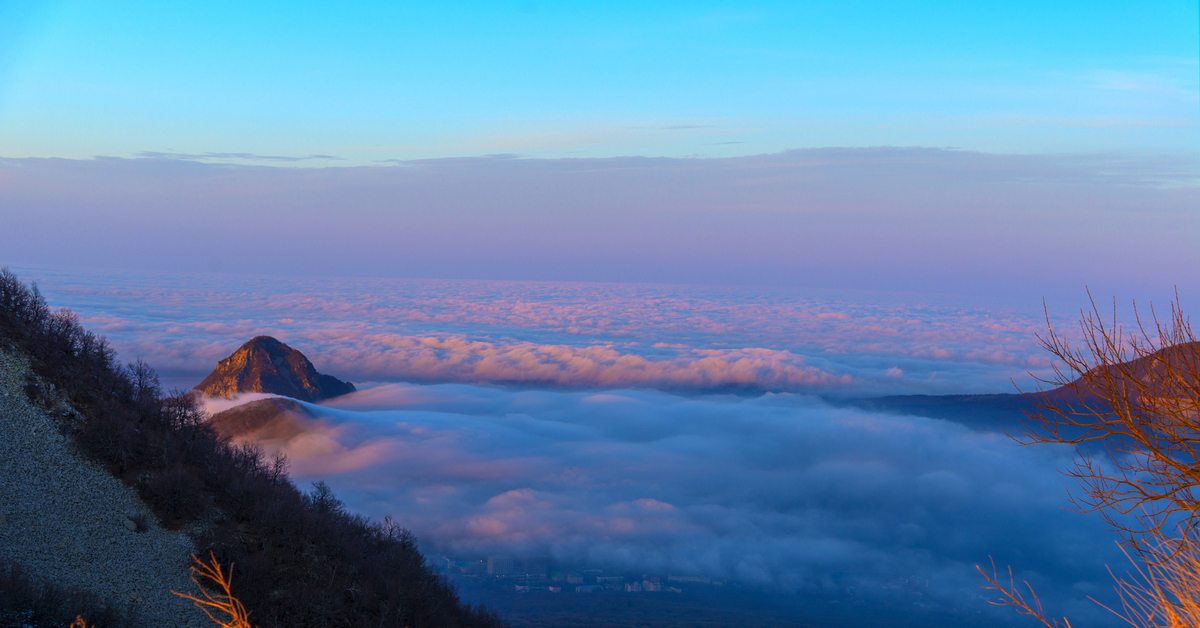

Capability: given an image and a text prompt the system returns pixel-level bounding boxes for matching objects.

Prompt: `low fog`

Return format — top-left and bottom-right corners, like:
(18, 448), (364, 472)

(205, 384), (1127, 625)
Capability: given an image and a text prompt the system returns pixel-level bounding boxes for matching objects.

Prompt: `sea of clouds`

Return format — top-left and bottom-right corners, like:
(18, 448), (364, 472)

(14, 266), (1137, 624)
(18, 265), (1071, 396)
(212, 385), (1125, 624)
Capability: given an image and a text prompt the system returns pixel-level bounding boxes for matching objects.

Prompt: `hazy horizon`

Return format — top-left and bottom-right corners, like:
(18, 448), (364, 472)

(3, 148), (1197, 303)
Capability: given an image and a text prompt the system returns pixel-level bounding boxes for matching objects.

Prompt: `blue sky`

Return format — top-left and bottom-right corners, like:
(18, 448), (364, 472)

(1, 1), (1196, 164)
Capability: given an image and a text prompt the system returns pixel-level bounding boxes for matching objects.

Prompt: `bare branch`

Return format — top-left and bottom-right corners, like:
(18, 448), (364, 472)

(976, 557), (1073, 628)
(172, 552), (255, 628)
(1017, 292), (1200, 554)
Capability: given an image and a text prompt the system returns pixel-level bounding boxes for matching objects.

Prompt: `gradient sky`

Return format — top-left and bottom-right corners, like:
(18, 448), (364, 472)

(3, 149), (1197, 300)
(1, 2), (1197, 298)
(1, 1), (1197, 164)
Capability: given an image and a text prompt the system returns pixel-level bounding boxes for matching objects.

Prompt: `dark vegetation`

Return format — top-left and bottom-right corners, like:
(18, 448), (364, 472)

(0, 561), (135, 628)
(0, 269), (505, 628)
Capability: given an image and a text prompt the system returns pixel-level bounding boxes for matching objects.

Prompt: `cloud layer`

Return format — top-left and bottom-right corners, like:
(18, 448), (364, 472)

(331, 336), (850, 390)
(208, 384), (1127, 625)
(15, 266), (1080, 395)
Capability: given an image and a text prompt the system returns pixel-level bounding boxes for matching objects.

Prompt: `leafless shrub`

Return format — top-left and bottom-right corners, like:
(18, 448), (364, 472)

(981, 291), (1200, 626)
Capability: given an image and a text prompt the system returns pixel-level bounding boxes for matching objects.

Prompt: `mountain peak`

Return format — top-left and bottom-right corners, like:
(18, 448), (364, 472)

(193, 336), (355, 402)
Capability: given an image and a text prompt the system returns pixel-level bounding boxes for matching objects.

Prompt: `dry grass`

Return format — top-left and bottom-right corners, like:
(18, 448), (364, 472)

(1106, 542), (1200, 628)
(59, 554), (251, 628)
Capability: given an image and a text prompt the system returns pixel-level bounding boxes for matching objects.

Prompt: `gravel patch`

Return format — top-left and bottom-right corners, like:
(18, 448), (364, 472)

(0, 349), (205, 628)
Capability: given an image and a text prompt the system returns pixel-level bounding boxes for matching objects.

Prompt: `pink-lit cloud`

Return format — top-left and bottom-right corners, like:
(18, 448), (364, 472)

(321, 335), (849, 389)
(13, 266), (1093, 396)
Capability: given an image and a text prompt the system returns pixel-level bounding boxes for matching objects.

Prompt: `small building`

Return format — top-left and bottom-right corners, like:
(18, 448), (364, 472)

(487, 556), (513, 576)
(625, 581), (642, 592)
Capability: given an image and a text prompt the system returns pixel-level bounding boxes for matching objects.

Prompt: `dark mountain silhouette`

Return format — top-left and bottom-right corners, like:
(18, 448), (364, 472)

(1073, 340), (1200, 398)
(194, 336), (355, 402)
(842, 393), (1037, 432)
(843, 341), (1200, 434)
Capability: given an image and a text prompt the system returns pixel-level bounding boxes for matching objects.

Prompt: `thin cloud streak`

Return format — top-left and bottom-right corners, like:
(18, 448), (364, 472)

(132, 151), (343, 162)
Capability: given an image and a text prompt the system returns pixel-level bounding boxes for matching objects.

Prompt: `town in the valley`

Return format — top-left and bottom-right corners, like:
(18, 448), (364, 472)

(437, 555), (725, 594)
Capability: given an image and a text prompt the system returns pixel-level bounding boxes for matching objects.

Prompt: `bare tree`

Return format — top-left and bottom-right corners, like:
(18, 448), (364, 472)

(1020, 291), (1200, 559)
(981, 292), (1200, 626)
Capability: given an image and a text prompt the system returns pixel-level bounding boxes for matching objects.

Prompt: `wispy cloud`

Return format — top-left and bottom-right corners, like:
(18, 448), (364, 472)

(376, 153), (523, 166)
(625, 124), (715, 130)
(134, 151), (343, 162)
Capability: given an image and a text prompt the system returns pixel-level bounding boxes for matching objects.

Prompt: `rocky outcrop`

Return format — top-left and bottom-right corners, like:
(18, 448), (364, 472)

(193, 336), (354, 402)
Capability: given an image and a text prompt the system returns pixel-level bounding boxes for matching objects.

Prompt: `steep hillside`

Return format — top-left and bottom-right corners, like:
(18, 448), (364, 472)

(0, 349), (198, 628)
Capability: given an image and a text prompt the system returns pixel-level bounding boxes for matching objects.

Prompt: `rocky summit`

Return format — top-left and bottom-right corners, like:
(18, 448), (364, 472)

(193, 336), (355, 402)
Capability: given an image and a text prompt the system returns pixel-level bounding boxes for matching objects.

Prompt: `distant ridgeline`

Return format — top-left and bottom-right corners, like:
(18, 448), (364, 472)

(841, 341), (1200, 436)
(0, 269), (505, 628)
